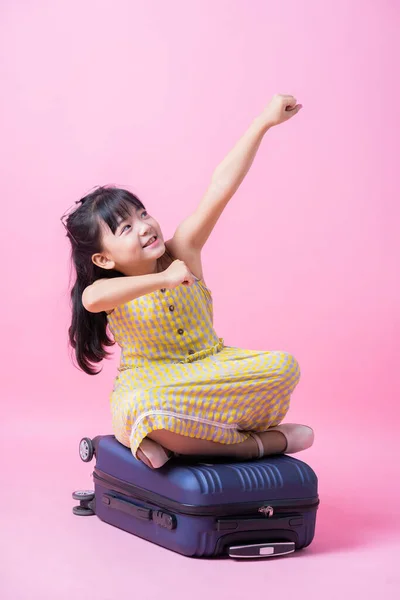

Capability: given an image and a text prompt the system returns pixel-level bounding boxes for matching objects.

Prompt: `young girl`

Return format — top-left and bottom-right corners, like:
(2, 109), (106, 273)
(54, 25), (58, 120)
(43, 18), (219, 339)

(63, 94), (314, 469)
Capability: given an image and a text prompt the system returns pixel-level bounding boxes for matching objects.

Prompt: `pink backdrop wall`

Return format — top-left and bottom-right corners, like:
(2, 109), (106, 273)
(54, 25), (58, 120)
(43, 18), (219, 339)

(1, 0), (397, 433)
(1, 1), (399, 598)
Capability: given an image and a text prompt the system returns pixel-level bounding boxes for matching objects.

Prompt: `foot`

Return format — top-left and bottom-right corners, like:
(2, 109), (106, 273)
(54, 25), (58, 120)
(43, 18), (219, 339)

(250, 423), (314, 458)
(136, 438), (172, 469)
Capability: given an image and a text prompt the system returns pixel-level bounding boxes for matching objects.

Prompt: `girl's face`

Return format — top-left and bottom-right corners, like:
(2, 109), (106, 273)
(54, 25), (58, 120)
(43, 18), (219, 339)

(93, 206), (166, 276)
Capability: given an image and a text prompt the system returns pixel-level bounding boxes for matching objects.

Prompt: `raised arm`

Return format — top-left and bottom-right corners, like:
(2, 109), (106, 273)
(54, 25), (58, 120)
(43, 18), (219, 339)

(169, 94), (302, 253)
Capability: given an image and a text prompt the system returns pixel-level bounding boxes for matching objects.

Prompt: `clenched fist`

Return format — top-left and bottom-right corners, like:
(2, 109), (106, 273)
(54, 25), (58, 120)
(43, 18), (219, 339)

(163, 259), (198, 289)
(260, 94), (302, 128)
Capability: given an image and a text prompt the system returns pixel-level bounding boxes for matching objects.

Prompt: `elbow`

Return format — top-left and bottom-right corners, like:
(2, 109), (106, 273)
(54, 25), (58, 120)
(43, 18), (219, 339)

(82, 286), (98, 313)
(82, 285), (112, 314)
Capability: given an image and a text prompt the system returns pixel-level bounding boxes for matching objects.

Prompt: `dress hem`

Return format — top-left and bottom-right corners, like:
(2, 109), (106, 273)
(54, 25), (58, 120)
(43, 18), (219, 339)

(128, 410), (250, 459)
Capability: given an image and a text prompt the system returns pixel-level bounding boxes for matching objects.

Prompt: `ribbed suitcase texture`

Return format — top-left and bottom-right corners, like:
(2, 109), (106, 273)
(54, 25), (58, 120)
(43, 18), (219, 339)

(90, 435), (319, 558)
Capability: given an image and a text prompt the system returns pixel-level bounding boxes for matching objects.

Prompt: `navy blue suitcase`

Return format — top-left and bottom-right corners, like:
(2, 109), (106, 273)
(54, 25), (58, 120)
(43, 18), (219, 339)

(73, 434), (319, 559)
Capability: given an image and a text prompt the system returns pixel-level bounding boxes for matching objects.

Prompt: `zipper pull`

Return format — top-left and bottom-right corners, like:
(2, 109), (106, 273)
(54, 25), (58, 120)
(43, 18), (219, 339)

(258, 505), (274, 518)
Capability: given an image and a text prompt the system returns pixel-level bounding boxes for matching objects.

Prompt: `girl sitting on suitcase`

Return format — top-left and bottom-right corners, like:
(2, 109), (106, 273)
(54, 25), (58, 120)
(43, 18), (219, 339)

(62, 94), (314, 469)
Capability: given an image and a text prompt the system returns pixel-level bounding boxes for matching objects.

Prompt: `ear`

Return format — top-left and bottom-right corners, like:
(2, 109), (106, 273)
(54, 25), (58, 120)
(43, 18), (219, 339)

(91, 252), (116, 270)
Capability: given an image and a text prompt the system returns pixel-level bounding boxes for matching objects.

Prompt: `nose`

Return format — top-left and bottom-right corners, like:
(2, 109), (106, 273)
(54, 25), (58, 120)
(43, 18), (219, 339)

(139, 224), (154, 245)
(139, 221), (153, 235)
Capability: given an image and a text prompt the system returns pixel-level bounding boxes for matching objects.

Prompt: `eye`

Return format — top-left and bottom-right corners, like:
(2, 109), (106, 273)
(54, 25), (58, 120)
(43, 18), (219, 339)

(121, 224), (131, 233)
(141, 210), (149, 218)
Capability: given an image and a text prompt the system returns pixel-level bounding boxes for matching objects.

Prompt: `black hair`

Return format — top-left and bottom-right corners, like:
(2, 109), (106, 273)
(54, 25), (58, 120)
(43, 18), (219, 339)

(63, 185), (145, 375)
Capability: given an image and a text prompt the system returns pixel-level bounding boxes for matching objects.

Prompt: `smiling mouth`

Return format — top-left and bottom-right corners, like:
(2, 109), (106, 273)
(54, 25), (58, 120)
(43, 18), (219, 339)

(142, 235), (158, 248)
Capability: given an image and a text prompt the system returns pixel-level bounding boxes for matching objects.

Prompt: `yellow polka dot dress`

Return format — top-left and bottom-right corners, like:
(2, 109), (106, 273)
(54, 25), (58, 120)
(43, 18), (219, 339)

(107, 250), (301, 459)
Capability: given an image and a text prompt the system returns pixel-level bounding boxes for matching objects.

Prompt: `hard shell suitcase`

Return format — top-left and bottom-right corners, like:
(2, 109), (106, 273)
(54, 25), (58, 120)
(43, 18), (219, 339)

(73, 434), (319, 559)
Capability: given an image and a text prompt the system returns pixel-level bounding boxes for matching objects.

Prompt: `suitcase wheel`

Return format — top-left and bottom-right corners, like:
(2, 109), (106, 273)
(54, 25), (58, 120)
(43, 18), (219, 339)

(72, 505), (95, 516)
(72, 489), (95, 516)
(79, 437), (94, 462)
(72, 490), (95, 502)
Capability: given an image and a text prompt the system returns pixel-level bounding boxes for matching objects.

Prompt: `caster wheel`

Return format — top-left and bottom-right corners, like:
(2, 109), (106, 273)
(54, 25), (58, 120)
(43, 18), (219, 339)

(72, 490), (95, 502)
(79, 437), (94, 462)
(73, 505), (95, 516)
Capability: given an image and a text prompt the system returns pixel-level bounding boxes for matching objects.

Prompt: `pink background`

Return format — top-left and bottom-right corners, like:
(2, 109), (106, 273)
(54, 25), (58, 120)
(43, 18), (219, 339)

(1, 0), (399, 598)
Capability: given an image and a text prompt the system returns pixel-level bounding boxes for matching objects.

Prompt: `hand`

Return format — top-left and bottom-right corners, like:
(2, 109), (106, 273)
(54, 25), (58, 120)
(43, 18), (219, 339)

(163, 260), (197, 289)
(259, 94), (302, 128)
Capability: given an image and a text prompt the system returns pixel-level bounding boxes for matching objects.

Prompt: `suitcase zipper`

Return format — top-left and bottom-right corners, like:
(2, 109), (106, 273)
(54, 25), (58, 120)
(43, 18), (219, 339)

(93, 468), (319, 518)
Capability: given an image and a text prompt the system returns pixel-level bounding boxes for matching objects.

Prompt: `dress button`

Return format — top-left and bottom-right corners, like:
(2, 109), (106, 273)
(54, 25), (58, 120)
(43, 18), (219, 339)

(160, 288), (166, 293)
(188, 349), (194, 355)
(177, 328), (184, 335)
(169, 305), (174, 312)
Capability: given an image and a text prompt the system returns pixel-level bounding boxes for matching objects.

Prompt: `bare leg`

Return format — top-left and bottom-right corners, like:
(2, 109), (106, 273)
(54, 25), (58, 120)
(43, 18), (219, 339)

(143, 429), (287, 462)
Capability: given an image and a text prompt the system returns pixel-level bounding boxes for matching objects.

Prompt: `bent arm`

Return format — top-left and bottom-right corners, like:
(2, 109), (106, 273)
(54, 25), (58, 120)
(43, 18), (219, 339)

(82, 272), (168, 313)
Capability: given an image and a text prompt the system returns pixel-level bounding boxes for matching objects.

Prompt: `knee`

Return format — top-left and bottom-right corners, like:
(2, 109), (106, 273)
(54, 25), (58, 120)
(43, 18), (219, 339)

(278, 352), (301, 386)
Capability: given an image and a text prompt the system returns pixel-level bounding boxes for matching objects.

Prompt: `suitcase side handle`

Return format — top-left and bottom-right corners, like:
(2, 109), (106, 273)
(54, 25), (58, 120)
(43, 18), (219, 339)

(101, 494), (177, 530)
(102, 494), (152, 521)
